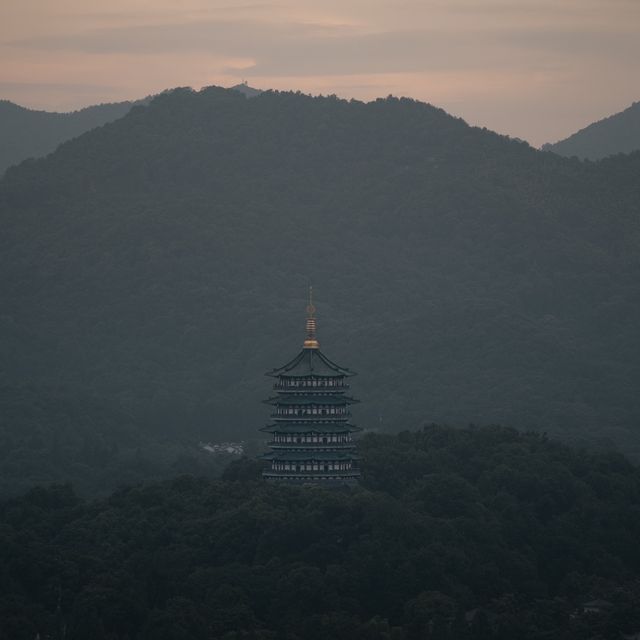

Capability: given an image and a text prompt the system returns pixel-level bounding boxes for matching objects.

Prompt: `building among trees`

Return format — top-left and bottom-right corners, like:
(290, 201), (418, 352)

(261, 292), (361, 483)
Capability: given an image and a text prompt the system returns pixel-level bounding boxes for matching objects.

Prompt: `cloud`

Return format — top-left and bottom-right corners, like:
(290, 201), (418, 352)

(7, 19), (357, 54)
(2, 0), (638, 144)
(9, 14), (638, 81)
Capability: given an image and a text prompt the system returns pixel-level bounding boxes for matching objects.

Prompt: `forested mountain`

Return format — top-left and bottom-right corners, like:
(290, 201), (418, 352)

(0, 98), (140, 175)
(2, 426), (640, 639)
(543, 101), (640, 159)
(1, 85), (640, 491)
(0, 385), (227, 498)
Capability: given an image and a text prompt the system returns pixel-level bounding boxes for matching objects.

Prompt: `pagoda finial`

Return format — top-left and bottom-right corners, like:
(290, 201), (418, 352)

(303, 286), (319, 349)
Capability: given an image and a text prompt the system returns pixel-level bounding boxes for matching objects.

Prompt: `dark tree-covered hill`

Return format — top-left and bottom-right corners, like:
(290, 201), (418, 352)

(543, 100), (640, 159)
(1, 86), (640, 467)
(0, 98), (143, 175)
(1, 426), (640, 639)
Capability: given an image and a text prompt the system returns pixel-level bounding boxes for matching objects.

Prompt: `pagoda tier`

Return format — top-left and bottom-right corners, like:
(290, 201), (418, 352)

(260, 293), (361, 485)
(260, 421), (361, 432)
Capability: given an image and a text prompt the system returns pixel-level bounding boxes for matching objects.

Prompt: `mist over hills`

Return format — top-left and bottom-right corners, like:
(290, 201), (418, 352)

(0, 98), (143, 176)
(1, 85), (640, 493)
(544, 101), (640, 159)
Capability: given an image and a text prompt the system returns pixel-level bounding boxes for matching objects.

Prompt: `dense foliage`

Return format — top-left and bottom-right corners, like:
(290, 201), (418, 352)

(544, 100), (640, 159)
(0, 99), (141, 175)
(1, 86), (640, 472)
(1, 425), (640, 639)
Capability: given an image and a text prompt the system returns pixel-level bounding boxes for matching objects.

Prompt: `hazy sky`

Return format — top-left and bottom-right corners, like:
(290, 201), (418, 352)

(1, 0), (639, 145)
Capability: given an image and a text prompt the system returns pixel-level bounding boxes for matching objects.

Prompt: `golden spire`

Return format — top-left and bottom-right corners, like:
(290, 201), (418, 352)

(303, 286), (319, 349)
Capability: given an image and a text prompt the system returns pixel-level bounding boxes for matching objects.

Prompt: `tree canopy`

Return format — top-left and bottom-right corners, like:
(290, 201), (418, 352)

(1, 425), (639, 639)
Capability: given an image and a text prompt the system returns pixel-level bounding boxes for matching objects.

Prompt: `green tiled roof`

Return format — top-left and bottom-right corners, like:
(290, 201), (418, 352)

(260, 422), (362, 434)
(262, 451), (359, 461)
(267, 348), (356, 378)
(263, 395), (359, 406)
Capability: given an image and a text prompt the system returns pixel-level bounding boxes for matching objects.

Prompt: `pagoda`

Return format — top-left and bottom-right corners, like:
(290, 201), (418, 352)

(261, 291), (361, 484)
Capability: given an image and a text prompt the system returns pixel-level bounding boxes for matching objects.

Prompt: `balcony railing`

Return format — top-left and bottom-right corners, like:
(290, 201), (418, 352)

(269, 442), (355, 450)
(273, 382), (349, 392)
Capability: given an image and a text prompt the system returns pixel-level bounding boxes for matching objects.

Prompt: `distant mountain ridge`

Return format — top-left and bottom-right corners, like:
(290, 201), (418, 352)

(0, 98), (148, 175)
(543, 100), (640, 159)
(0, 87), (264, 175)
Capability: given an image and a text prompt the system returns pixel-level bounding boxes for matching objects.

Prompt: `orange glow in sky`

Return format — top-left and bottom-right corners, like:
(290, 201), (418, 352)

(1, 0), (639, 145)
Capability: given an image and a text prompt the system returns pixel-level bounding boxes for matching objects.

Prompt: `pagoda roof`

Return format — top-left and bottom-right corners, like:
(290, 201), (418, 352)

(263, 395), (359, 406)
(262, 451), (359, 461)
(260, 422), (362, 434)
(266, 348), (355, 378)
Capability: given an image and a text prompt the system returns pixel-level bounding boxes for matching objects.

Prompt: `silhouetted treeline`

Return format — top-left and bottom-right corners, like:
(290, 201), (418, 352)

(1, 425), (639, 639)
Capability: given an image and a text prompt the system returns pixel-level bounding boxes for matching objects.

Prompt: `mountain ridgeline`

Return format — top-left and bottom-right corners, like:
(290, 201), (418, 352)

(544, 100), (640, 159)
(0, 98), (141, 175)
(1, 86), (640, 491)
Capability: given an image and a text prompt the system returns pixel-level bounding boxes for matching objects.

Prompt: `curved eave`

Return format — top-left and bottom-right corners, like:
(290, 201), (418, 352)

(259, 423), (362, 434)
(262, 451), (360, 461)
(263, 395), (360, 406)
(266, 348), (356, 378)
